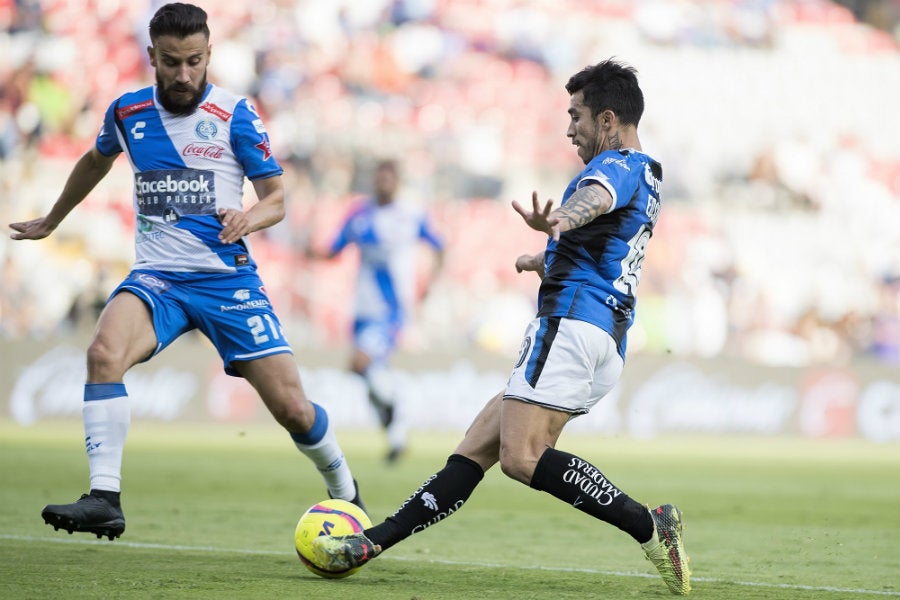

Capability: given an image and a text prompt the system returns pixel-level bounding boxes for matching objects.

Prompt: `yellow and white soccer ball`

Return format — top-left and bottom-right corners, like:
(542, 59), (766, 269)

(294, 499), (372, 579)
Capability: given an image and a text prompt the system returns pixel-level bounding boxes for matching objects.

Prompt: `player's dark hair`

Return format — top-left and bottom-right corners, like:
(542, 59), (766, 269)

(376, 158), (399, 174)
(149, 3), (209, 42)
(565, 59), (644, 127)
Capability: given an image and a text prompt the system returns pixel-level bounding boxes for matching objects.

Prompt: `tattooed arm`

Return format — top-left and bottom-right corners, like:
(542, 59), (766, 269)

(552, 182), (613, 234)
(512, 183), (612, 241)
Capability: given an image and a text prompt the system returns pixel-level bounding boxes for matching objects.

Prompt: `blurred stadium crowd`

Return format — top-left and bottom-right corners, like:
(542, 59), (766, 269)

(2, 0), (900, 368)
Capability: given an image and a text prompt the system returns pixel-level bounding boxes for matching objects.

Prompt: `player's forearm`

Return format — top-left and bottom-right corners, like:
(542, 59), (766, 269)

(551, 184), (612, 233)
(46, 148), (115, 227)
(245, 196), (285, 232)
(247, 176), (286, 233)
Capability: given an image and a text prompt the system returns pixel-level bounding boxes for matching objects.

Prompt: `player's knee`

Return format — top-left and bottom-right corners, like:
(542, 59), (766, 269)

(270, 397), (316, 432)
(86, 337), (127, 379)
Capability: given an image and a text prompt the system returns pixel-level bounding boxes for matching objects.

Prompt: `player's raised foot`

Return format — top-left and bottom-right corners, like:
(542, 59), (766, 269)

(643, 504), (691, 595)
(330, 479), (367, 513)
(41, 491), (125, 541)
(310, 532), (381, 572)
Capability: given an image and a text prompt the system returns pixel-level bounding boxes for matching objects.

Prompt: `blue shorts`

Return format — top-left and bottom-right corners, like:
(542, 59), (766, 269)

(352, 318), (400, 365)
(111, 269), (293, 376)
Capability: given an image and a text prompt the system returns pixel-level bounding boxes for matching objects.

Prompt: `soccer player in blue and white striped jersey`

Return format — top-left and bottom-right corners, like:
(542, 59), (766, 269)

(9, 2), (364, 541)
(307, 159), (444, 463)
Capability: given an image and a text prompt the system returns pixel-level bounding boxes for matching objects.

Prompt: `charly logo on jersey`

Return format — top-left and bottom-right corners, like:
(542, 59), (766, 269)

(135, 169), (216, 217)
(131, 121), (146, 140)
(195, 119), (218, 140)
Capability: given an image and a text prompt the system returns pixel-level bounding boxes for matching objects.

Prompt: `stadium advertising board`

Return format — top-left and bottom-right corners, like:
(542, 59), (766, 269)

(1, 336), (898, 442)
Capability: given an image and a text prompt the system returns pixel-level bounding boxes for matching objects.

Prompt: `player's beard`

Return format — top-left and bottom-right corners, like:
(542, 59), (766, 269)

(156, 71), (207, 115)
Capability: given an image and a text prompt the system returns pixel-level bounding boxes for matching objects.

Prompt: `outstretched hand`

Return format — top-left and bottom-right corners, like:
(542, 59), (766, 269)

(512, 191), (560, 241)
(9, 217), (56, 241)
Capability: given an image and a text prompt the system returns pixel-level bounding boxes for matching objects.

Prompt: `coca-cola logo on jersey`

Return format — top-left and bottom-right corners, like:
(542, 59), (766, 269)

(183, 143), (225, 159)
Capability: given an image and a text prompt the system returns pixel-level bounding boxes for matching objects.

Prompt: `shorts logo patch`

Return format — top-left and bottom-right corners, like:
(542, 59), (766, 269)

(233, 289), (251, 301)
(133, 273), (170, 292)
(515, 336), (532, 369)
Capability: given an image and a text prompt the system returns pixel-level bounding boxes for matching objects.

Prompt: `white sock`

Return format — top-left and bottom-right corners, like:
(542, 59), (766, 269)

(640, 513), (659, 550)
(365, 364), (396, 408)
(82, 384), (130, 493)
(292, 405), (356, 500)
(386, 401), (408, 450)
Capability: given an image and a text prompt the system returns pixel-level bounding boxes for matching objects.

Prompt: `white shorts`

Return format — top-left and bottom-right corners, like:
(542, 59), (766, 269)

(504, 316), (624, 415)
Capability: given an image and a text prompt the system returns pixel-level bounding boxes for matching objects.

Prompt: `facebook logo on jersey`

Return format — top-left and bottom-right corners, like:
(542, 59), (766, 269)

(135, 169), (216, 217)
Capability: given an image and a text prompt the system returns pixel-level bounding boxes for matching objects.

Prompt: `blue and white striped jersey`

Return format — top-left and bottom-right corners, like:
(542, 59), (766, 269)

(329, 199), (444, 326)
(96, 83), (283, 273)
(537, 149), (663, 358)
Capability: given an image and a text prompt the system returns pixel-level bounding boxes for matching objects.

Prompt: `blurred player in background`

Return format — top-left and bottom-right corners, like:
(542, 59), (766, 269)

(307, 159), (445, 463)
(311, 59), (691, 595)
(8, 2), (364, 540)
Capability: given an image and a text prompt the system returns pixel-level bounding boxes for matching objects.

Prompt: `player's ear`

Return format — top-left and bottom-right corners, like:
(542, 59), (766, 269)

(146, 45), (156, 68)
(599, 109), (615, 129)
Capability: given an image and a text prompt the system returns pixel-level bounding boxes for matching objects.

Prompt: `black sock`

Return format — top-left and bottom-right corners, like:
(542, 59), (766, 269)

(365, 454), (484, 550)
(529, 448), (653, 543)
(89, 489), (121, 508)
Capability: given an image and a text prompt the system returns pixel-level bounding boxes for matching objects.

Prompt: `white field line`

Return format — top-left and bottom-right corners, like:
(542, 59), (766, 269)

(2, 534), (898, 597)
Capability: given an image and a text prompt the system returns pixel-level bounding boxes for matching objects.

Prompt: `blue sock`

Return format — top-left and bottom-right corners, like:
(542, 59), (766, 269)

(289, 403), (328, 445)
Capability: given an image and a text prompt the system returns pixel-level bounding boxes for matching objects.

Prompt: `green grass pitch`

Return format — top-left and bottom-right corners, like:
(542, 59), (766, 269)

(1, 419), (897, 599)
